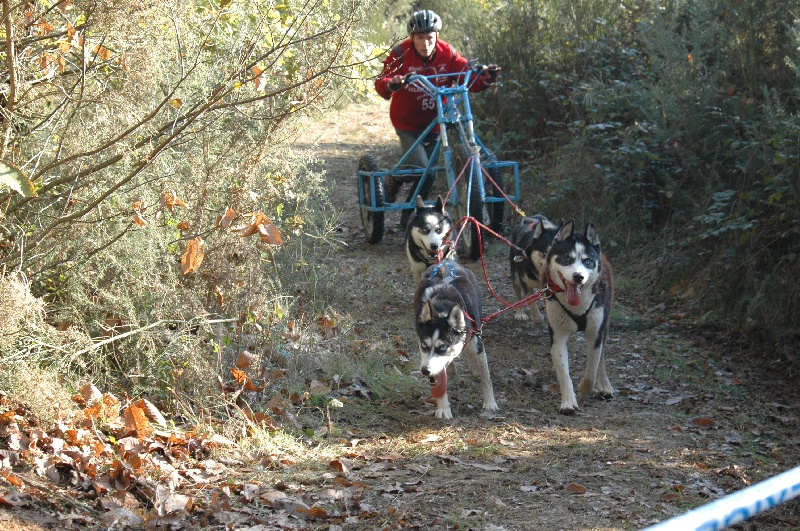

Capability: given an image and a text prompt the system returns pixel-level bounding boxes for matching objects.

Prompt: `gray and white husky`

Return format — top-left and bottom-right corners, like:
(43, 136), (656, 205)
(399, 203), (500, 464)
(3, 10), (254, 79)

(542, 220), (614, 414)
(414, 260), (498, 419)
(509, 215), (561, 323)
(406, 196), (456, 283)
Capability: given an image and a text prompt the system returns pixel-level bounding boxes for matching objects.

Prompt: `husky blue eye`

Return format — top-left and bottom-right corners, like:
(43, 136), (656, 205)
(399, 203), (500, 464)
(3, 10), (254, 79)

(583, 258), (596, 268)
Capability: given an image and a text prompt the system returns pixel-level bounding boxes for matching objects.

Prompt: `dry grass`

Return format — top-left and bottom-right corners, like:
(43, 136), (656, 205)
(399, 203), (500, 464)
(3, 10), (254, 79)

(0, 273), (43, 350)
(0, 273), (82, 428)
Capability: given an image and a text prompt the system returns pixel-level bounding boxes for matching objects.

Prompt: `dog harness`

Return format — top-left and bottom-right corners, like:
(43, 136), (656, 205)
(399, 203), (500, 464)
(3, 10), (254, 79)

(546, 274), (599, 330)
(427, 260), (457, 281)
(425, 260), (479, 343)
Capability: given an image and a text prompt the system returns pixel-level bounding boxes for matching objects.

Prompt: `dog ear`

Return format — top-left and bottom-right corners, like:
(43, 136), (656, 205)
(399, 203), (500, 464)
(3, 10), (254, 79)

(542, 216), (560, 230)
(420, 299), (435, 322)
(435, 195), (444, 213)
(533, 219), (544, 239)
(585, 222), (600, 247)
(447, 305), (466, 333)
(415, 195), (425, 210)
(555, 219), (575, 241)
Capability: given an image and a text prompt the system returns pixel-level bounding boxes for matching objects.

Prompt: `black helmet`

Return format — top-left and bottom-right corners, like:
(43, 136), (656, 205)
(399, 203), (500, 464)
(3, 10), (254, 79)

(408, 10), (442, 34)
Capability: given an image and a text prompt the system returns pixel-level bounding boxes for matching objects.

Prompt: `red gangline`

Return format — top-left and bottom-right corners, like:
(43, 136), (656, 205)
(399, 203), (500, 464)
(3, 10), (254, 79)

(438, 153), (550, 326)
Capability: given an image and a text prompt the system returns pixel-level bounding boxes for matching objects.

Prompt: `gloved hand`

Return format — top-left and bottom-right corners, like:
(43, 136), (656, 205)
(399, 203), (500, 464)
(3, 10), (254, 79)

(387, 74), (404, 92)
(480, 64), (501, 84)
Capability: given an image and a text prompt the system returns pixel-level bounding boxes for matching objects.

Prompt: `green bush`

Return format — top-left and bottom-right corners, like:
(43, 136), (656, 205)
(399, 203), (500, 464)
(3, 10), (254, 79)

(422, 0), (800, 344)
(0, 0), (376, 419)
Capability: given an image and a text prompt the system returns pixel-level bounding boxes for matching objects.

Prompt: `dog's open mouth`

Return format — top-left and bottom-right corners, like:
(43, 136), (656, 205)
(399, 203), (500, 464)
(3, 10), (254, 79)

(427, 248), (444, 262)
(559, 272), (583, 307)
(429, 371), (447, 399)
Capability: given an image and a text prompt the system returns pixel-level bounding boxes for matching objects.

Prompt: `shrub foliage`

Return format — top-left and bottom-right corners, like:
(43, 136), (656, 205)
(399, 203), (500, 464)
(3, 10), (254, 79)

(425, 0), (800, 344)
(0, 0), (377, 418)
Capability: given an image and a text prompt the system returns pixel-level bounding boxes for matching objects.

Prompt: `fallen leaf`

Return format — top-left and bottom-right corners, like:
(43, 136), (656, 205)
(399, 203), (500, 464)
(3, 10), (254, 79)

(235, 351), (255, 369)
(230, 367), (248, 385)
(466, 462), (509, 472)
(0, 470), (23, 487)
(80, 383), (103, 404)
(307, 506), (330, 520)
(377, 452), (403, 462)
(0, 491), (30, 507)
(692, 417), (716, 428)
(135, 399), (167, 428)
(328, 459), (350, 475)
(317, 315), (336, 338)
(123, 404), (153, 440)
(566, 483), (586, 494)
(0, 412), (15, 425)
(230, 367), (265, 392)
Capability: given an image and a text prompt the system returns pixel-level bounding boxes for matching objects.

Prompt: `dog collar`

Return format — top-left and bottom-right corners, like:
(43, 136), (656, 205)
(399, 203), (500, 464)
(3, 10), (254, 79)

(545, 274), (565, 297)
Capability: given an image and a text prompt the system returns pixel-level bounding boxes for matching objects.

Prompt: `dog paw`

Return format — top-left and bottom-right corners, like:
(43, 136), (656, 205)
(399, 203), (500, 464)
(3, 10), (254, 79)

(482, 399), (499, 412)
(558, 396), (579, 415)
(514, 311), (529, 321)
(434, 408), (453, 419)
(558, 404), (578, 415)
(480, 409), (502, 419)
(597, 388), (615, 399)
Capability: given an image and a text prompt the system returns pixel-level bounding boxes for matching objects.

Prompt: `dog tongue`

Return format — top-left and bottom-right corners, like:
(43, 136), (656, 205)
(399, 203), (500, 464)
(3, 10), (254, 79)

(567, 282), (582, 306)
(430, 371), (447, 399)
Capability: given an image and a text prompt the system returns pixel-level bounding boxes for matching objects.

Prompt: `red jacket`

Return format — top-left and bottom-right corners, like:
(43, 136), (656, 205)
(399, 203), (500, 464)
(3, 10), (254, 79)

(375, 39), (492, 134)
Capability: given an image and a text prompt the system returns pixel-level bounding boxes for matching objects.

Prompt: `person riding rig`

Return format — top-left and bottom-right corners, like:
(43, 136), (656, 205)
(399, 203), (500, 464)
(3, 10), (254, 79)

(375, 9), (500, 228)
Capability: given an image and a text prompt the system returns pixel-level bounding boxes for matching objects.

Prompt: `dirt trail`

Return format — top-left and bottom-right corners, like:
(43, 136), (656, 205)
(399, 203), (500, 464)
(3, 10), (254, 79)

(304, 99), (800, 530)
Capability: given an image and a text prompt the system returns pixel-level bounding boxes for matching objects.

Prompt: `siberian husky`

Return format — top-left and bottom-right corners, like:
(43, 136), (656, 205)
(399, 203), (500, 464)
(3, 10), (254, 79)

(509, 215), (561, 323)
(406, 195), (456, 283)
(414, 259), (497, 419)
(542, 220), (614, 414)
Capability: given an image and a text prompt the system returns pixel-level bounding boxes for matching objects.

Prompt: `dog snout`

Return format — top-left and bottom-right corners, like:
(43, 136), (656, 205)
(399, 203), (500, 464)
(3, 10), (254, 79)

(573, 273), (584, 284)
(430, 242), (439, 250)
(420, 366), (431, 376)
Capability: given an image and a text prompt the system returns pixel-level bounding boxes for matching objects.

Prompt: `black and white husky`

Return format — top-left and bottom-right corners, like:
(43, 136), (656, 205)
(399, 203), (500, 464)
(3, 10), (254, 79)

(406, 196), (456, 283)
(414, 260), (498, 419)
(542, 220), (614, 414)
(509, 215), (561, 323)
